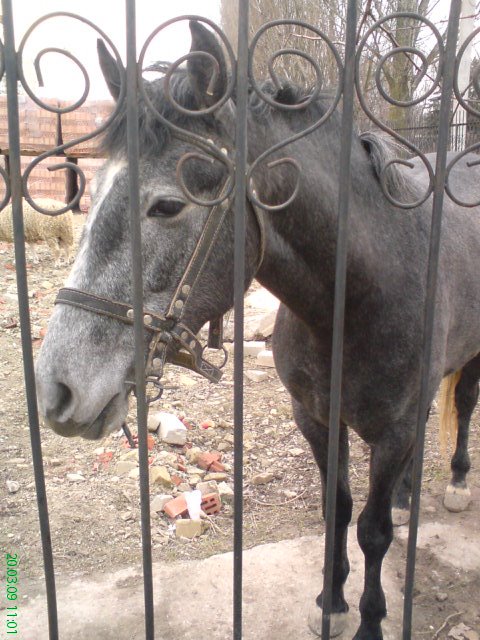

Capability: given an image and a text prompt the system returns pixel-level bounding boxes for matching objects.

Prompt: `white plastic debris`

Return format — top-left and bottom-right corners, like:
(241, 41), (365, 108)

(185, 489), (202, 520)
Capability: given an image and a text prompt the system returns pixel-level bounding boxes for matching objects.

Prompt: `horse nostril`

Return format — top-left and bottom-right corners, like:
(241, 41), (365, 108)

(46, 382), (74, 422)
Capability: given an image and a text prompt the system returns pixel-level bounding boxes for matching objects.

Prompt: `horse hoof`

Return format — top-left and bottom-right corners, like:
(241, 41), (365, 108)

(392, 507), (410, 527)
(443, 483), (471, 512)
(308, 606), (349, 637)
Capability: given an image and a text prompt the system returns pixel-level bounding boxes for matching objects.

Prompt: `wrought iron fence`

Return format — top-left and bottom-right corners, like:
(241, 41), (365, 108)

(1, 1), (478, 639)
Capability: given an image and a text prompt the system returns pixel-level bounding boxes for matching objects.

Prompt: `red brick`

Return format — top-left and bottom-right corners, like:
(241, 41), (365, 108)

(201, 493), (221, 516)
(197, 452), (222, 471)
(209, 460), (226, 472)
(171, 474), (183, 487)
(163, 495), (188, 519)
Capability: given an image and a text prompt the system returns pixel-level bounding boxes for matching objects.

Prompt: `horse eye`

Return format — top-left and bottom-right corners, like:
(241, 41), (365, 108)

(147, 198), (185, 218)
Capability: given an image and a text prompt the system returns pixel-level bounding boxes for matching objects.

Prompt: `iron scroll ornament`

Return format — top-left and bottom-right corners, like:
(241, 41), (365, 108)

(247, 19), (344, 213)
(446, 24), (480, 208)
(355, 12), (445, 209)
(16, 12), (127, 215)
(0, 38), (10, 212)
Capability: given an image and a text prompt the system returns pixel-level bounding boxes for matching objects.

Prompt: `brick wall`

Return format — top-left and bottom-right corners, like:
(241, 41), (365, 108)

(0, 94), (112, 211)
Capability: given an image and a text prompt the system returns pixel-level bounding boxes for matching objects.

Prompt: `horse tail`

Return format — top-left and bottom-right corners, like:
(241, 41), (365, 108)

(438, 370), (462, 459)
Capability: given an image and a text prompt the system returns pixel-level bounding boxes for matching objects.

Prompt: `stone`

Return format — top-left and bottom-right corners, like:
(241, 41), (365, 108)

(147, 413), (161, 433)
(149, 466), (172, 487)
(256, 350), (275, 368)
(243, 341), (266, 357)
(156, 412), (187, 446)
(196, 480), (219, 496)
(128, 468), (140, 480)
(150, 494), (173, 513)
(251, 472), (275, 485)
(157, 451), (178, 466)
(66, 473), (85, 483)
(254, 310), (277, 339)
(288, 448), (305, 457)
(6, 480), (20, 493)
(186, 447), (201, 464)
(175, 518), (203, 539)
(449, 623), (479, 640)
(177, 483), (192, 492)
(188, 476), (202, 486)
(178, 373), (198, 387)
(204, 472), (228, 482)
(245, 369), (269, 383)
(217, 481), (234, 502)
(436, 592), (448, 602)
(114, 461), (138, 477)
(187, 465), (206, 477)
(121, 450), (139, 462)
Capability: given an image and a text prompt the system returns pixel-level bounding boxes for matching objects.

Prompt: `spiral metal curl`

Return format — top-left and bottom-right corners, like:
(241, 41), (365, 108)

(16, 13), (126, 215)
(355, 13), (445, 209)
(247, 19), (343, 212)
(0, 40), (9, 212)
(444, 26), (480, 208)
(0, 166), (12, 212)
(0, 39), (5, 85)
(138, 16), (237, 208)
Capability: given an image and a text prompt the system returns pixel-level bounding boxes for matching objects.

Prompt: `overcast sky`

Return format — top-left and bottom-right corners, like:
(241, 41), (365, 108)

(12, 0), (221, 99)
(9, 0), (465, 101)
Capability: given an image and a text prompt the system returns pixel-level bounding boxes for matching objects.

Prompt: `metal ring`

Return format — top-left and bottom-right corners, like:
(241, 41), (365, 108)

(201, 344), (228, 370)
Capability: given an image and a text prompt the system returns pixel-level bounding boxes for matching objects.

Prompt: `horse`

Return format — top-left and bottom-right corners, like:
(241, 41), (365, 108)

(35, 21), (480, 640)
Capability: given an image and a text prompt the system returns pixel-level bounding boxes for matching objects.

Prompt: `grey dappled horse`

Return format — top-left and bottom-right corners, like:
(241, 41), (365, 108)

(35, 22), (479, 640)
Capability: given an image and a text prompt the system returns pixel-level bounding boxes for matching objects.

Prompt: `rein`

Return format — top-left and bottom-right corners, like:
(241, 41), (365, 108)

(54, 187), (265, 402)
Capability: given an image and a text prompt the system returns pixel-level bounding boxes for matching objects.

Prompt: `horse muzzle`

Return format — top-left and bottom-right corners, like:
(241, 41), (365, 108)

(38, 376), (128, 440)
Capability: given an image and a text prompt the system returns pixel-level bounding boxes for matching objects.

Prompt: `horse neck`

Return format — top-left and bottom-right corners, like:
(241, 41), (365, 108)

(252, 127), (424, 330)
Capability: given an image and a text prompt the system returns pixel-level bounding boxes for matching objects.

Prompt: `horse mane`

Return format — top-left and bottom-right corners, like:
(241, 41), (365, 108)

(100, 68), (223, 157)
(359, 131), (421, 203)
(102, 66), (421, 206)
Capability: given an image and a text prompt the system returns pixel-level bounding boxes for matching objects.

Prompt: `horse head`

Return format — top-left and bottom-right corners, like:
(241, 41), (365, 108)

(35, 22), (262, 439)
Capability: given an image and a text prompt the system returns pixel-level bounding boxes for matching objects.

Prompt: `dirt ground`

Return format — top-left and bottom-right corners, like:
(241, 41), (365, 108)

(1, 214), (479, 639)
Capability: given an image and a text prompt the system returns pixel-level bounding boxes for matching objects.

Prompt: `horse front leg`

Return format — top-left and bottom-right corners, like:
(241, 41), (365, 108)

(292, 400), (353, 638)
(354, 431), (413, 640)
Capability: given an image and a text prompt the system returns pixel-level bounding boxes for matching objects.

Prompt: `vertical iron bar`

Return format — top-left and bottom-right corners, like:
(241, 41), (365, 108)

(1, 1), (59, 637)
(233, 1), (249, 638)
(402, 2), (462, 637)
(321, 0), (357, 637)
(125, 2), (155, 638)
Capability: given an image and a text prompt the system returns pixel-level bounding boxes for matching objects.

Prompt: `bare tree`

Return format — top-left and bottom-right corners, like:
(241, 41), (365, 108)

(220, 0), (450, 128)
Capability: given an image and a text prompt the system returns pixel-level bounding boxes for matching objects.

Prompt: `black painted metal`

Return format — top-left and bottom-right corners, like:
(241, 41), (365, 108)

(233, 3), (250, 638)
(1, 1), (59, 638)
(125, 1), (155, 638)
(402, 2), (463, 637)
(322, 2), (357, 636)
(2, 2), (475, 639)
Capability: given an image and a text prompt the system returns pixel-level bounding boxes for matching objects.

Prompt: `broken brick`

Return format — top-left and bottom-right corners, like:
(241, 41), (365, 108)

(197, 451), (223, 471)
(163, 495), (188, 519)
(171, 474), (183, 487)
(201, 492), (221, 516)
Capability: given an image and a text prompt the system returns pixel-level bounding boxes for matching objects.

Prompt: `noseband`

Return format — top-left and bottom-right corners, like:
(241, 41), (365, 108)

(54, 188), (265, 402)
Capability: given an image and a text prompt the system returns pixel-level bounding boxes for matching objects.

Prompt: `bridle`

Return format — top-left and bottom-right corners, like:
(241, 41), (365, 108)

(54, 181), (265, 404)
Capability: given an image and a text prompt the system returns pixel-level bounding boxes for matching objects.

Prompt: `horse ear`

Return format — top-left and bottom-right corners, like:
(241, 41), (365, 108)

(188, 21), (228, 107)
(97, 39), (123, 101)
